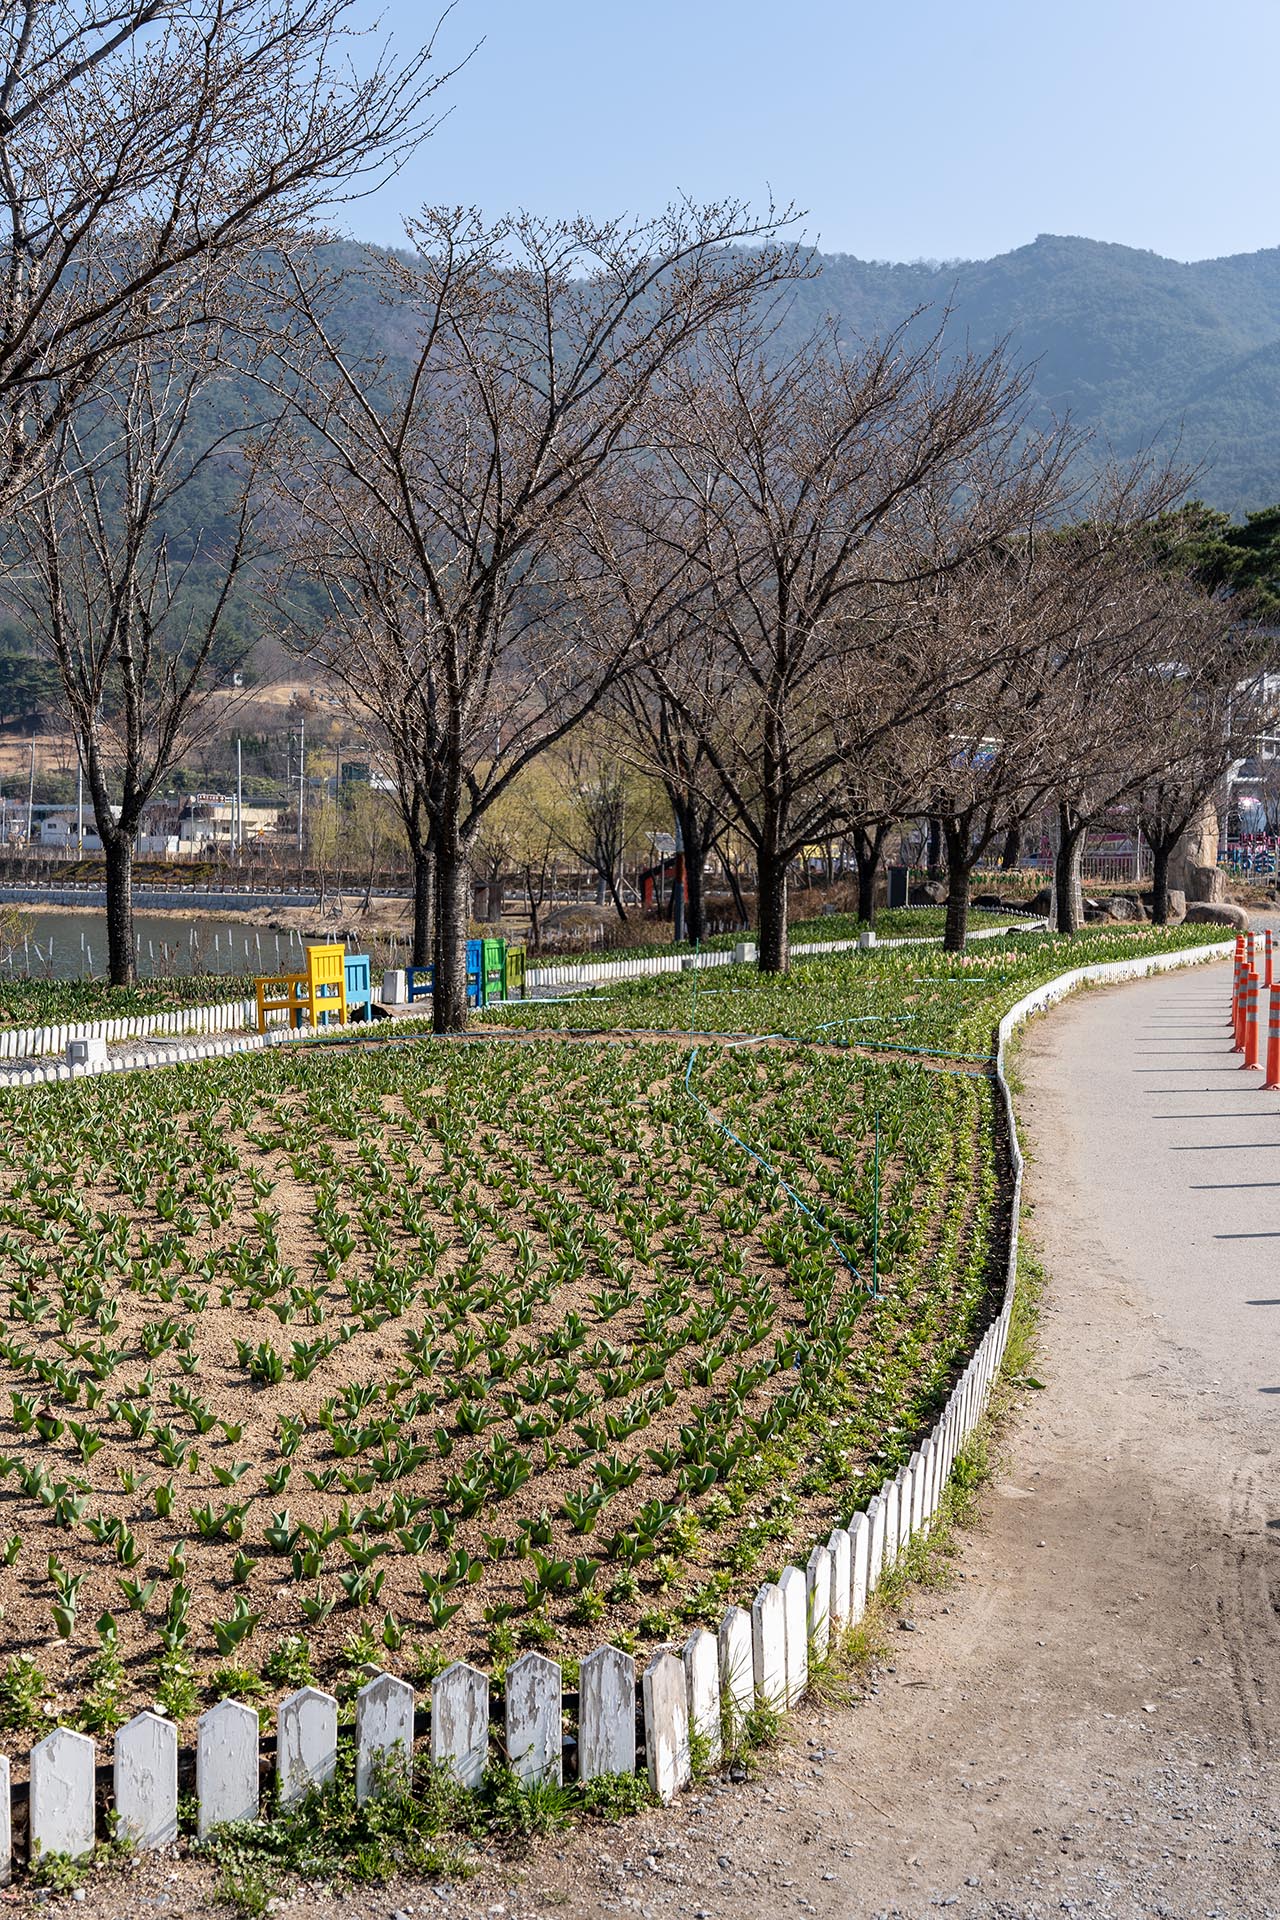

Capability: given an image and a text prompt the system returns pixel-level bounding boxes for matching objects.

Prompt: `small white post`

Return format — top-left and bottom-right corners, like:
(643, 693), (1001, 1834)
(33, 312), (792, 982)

(277, 1687), (338, 1805)
(355, 1672), (415, 1803)
(114, 1711), (178, 1849)
(577, 1646), (635, 1782)
(897, 1464), (914, 1554)
(751, 1581), (787, 1710)
(430, 1662), (488, 1789)
(504, 1653), (561, 1787)
(197, 1699), (260, 1838)
(867, 1493), (885, 1590)
(827, 1527), (852, 1637)
(681, 1628), (721, 1766)
(805, 1543), (832, 1663)
(849, 1511), (871, 1625)
(642, 1651), (691, 1804)
(717, 1605), (754, 1728)
(882, 1478), (900, 1568)
(0, 1753), (10, 1885)
(778, 1564), (809, 1704)
(30, 1727), (96, 1861)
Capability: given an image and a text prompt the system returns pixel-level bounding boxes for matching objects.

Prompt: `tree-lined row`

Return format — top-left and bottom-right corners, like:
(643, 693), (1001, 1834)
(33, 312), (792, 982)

(0, 4), (1270, 1014)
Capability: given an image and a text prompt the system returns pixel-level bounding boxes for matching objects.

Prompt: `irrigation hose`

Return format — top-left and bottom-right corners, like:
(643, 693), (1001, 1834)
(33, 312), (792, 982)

(680, 943), (866, 1286)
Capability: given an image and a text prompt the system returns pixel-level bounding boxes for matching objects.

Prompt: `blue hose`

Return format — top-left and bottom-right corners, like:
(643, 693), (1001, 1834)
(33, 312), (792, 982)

(681, 946), (865, 1284)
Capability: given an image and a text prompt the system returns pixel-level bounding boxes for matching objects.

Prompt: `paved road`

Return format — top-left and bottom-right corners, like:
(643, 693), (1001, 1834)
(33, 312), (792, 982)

(1050, 957), (1280, 1420)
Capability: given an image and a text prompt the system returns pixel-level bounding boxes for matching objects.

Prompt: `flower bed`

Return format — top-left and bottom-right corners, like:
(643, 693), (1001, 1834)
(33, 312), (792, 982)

(0, 922), (1216, 1747)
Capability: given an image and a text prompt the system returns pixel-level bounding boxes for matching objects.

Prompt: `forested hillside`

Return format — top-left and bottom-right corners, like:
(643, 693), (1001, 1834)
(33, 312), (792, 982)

(266, 233), (1280, 518)
(257, 233), (1280, 516)
(8, 230), (1280, 729)
(773, 234), (1280, 513)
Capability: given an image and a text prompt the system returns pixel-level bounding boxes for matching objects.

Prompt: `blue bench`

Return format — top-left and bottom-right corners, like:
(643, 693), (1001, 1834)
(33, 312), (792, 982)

(344, 952), (373, 1021)
(405, 942), (485, 1009)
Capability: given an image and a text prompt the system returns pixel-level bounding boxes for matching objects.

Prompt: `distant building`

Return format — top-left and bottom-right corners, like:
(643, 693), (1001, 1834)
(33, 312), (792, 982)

(30, 795), (284, 855)
(164, 795), (284, 848)
(39, 812), (105, 853)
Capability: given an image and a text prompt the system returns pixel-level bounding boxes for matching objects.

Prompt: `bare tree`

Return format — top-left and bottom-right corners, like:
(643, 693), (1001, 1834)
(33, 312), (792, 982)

(7, 335), (270, 982)
(471, 764), (565, 949)
(606, 667), (728, 943)
(549, 735), (639, 922)
(346, 780), (403, 916)
(1135, 608), (1273, 922)
(839, 701), (932, 926)
(0, 0), (451, 516)
(274, 202), (803, 1029)
(904, 458), (1192, 945)
(1036, 507), (1211, 933)
(906, 555), (1071, 951)
(629, 316), (1068, 970)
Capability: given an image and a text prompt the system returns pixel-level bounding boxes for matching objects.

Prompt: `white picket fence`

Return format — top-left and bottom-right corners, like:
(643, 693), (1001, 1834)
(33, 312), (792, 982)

(0, 937), (1234, 1877)
(525, 920), (1044, 991)
(0, 1305), (1012, 1874)
(0, 1361), (979, 1874)
(0, 920), (1046, 1066)
(0, 996), (255, 1064)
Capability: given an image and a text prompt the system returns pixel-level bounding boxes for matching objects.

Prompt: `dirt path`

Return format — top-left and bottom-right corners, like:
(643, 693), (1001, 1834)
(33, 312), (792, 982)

(73, 961), (1280, 1919)
(411, 960), (1275, 1920)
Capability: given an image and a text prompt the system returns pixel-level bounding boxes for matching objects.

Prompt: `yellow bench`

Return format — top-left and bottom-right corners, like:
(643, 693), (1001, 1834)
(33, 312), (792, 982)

(254, 944), (349, 1033)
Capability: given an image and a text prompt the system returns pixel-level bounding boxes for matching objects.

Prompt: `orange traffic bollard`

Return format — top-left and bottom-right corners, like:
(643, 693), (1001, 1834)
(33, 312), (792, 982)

(1242, 968), (1262, 1069)
(1265, 984), (1280, 1091)
(1267, 930), (1275, 989)
(1232, 945), (1247, 1048)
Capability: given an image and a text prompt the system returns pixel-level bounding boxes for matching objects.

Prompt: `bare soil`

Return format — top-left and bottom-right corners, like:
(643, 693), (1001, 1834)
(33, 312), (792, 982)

(0, 1037), (985, 1742)
(308, 965), (1273, 1920)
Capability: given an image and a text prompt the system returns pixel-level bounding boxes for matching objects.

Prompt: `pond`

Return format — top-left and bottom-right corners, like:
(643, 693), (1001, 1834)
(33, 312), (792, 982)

(2, 911), (316, 982)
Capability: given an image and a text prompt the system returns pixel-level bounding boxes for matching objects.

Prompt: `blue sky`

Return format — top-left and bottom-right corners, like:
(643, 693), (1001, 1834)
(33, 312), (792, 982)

(344, 0), (1280, 263)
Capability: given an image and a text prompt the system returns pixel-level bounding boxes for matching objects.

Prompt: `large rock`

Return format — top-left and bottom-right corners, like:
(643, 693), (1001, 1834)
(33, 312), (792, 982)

(909, 880), (948, 906)
(1168, 797), (1223, 901)
(1183, 901), (1249, 929)
(1101, 894), (1149, 922)
(1184, 863), (1224, 904)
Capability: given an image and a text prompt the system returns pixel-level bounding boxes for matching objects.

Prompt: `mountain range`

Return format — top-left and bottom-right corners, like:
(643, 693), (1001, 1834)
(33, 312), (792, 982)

(8, 230), (1280, 730)
(772, 234), (1280, 514)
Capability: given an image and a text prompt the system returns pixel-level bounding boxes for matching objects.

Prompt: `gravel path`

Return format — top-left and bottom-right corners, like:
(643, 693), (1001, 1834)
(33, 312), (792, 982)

(72, 960), (1280, 1920)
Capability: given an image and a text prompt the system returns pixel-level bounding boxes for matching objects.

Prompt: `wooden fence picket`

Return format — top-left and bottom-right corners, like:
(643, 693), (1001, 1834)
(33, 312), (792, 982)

(641, 1652), (690, 1805)
(504, 1653), (562, 1787)
(578, 1645), (636, 1782)
(355, 1673), (415, 1803)
(114, 1710), (178, 1849)
(29, 1727), (95, 1862)
(197, 1699), (260, 1838)
(430, 1662), (489, 1789)
(277, 1687), (338, 1806)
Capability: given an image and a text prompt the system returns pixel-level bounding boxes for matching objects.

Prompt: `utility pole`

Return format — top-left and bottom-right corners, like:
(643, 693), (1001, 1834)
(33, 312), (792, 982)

(25, 739), (34, 848)
(296, 716), (306, 883)
(672, 813), (685, 944)
(236, 737), (243, 859)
